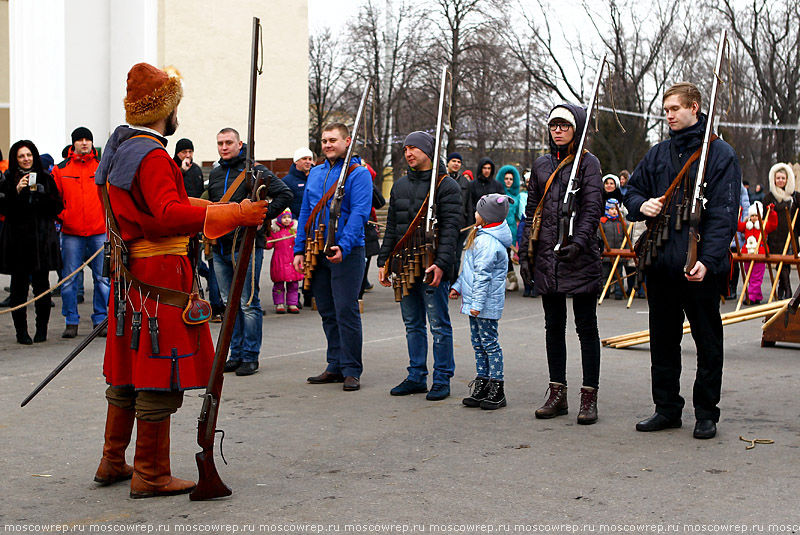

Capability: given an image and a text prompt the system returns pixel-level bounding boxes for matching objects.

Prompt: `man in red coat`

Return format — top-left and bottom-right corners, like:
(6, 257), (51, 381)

(52, 126), (110, 339)
(93, 62), (268, 499)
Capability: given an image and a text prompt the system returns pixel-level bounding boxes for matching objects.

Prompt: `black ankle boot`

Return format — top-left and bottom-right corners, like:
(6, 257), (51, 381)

(462, 376), (491, 407)
(34, 325), (47, 343)
(17, 332), (33, 345)
(480, 379), (506, 410)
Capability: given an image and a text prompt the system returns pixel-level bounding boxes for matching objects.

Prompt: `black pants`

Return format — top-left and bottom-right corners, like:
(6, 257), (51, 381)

(541, 293), (601, 388)
(646, 270), (724, 422)
(10, 270), (51, 335)
(777, 264), (793, 300)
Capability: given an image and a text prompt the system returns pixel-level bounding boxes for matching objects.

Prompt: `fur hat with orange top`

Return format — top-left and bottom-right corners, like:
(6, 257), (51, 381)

(124, 63), (183, 126)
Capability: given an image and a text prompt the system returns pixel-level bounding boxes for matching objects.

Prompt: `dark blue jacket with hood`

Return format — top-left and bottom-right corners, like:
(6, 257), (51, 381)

(624, 113), (740, 276)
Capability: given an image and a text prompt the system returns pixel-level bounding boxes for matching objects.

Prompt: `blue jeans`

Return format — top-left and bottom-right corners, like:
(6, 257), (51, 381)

(399, 280), (455, 385)
(61, 233), (110, 326)
(213, 247), (263, 363)
(310, 246), (365, 378)
(469, 316), (504, 380)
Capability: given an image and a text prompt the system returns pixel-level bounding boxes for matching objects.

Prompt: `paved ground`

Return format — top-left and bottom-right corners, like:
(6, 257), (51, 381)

(0, 267), (799, 534)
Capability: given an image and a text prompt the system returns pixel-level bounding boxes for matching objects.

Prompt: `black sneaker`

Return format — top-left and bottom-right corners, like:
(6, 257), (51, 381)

(390, 379), (428, 396)
(235, 362), (259, 376)
(426, 383), (450, 401)
(223, 360), (242, 373)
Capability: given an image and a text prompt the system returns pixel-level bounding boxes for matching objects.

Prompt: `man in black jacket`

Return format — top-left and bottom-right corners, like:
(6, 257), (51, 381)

(377, 132), (462, 401)
(173, 138), (204, 198)
(468, 157), (503, 227)
(625, 83), (740, 439)
(448, 152), (470, 278)
(207, 127), (293, 376)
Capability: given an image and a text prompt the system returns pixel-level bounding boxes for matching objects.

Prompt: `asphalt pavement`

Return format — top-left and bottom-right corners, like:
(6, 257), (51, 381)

(0, 267), (798, 533)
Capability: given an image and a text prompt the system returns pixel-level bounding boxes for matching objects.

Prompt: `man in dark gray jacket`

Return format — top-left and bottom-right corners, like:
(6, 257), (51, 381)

(378, 132), (462, 401)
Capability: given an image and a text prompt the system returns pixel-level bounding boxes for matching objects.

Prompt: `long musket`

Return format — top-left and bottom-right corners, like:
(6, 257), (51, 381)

(20, 318), (108, 407)
(422, 65), (449, 283)
(191, 16), (265, 501)
(684, 30), (727, 274)
(323, 82), (371, 256)
(555, 54), (607, 252)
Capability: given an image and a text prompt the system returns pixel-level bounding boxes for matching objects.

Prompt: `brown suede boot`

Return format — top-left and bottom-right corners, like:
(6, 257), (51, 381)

(534, 382), (568, 419)
(577, 387), (598, 425)
(94, 404), (135, 486)
(130, 417), (196, 499)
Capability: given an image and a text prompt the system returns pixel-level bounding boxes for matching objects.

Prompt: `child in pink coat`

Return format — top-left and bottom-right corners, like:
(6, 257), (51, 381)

(266, 208), (304, 313)
(737, 201), (777, 304)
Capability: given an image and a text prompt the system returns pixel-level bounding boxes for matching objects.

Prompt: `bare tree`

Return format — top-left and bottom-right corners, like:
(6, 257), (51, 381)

(308, 29), (348, 157)
(343, 0), (421, 186)
(718, 0), (800, 166)
(586, 0), (699, 173)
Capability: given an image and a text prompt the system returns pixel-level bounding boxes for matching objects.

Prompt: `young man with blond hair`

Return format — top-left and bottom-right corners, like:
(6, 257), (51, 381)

(625, 82), (741, 440)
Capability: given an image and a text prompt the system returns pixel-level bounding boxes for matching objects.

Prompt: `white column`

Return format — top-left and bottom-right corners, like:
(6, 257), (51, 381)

(108, 0), (158, 130)
(9, 0), (66, 157)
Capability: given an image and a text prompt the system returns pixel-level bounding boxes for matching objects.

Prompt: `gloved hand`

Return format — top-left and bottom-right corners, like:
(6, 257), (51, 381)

(555, 243), (581, 263)
(203, 199), (268, 239)
(36, 184), (45, 194)
(519, 257), (532, 285)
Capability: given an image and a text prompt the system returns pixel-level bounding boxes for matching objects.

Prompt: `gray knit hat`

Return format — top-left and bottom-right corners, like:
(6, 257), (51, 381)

(403, 131), (435, 160)
(476, 193), (512, 225)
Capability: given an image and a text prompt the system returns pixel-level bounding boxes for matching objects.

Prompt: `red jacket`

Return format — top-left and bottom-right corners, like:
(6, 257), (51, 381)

(737, 208), (777, 255)
(104, 147), (212, 391)
(52, 148), (105, 236)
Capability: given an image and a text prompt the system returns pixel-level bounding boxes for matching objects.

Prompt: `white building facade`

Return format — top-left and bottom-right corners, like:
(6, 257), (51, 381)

(3, 0), (309, 164)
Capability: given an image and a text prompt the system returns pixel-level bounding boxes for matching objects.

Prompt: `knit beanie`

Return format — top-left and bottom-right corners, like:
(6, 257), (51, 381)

(293, 147), (313, 162)
(447, 152), (463, 162)
(605, 198), (620, 219)
(403, 131), (435, 160)
(174, 138), (194, 155)
(476, 193), (511, 225)
(124, 63), (183, 126)
(547, 106), (577, 129)
(71, 126), (93, 144)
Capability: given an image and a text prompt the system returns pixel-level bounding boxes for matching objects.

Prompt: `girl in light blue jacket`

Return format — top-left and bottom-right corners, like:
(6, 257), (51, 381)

(450, 194), (513, 410)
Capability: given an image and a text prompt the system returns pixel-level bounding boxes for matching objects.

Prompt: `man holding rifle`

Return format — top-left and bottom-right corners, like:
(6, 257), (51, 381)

(377, 131), (462, 401)
(93, 63), (268, 498)
(293, 122), (372, 391)
(625, 82), (740, 439)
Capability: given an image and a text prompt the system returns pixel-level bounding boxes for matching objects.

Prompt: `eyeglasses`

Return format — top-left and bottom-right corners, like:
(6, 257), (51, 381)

(549, 123), (573, 132)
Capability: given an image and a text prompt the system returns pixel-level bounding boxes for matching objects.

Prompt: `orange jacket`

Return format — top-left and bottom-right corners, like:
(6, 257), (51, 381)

(52, 148), (105, 236)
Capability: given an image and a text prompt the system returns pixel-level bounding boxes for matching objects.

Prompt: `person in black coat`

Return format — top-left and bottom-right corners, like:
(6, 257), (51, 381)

(625, 82), (740, 439)
(173, 138), (205, 198)
(519, 103), (603, 425)
(0, 140), (63, 344)
(467, 157), (503, 228)
(378, 131), (462, 401)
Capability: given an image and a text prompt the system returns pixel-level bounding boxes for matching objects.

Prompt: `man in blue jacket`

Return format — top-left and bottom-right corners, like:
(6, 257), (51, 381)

(625, 82), (740, 440)
(293, 123), (372, 391)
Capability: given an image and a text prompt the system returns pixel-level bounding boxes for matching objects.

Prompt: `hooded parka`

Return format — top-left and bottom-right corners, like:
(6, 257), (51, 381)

(520, 104), (603, 295)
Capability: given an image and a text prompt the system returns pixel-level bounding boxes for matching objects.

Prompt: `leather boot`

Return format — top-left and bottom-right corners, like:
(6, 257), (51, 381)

(462, 376), (491, 407)
(94, 404), (135, 485)
(130, 417), (196, 499)
(577, 386), (598, 425)
(535, 382), (568, 419)
(480, 379), (507, 410)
